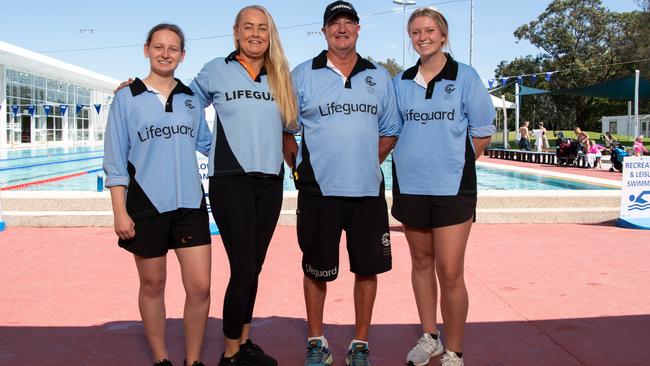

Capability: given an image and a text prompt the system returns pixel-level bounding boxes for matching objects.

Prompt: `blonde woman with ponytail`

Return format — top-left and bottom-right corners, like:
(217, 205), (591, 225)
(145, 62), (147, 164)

(189, 5), (295, 366)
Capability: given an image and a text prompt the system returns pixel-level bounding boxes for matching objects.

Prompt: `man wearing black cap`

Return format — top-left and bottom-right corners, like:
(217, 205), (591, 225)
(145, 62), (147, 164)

(283, 1), (401, 365)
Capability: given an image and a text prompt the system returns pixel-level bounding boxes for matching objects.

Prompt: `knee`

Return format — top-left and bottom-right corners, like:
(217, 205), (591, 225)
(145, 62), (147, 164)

(410, 253), (434, 272)
(186, 279), (211, 303)
(436, 265), (464, 290)
(140, 276), (166, 297)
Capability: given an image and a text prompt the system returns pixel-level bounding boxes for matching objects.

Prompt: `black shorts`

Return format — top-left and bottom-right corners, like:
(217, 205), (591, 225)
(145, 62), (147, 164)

(391, 192), (476, 229)
(118, 208), (211, 258)
(297, 191), (392, 282)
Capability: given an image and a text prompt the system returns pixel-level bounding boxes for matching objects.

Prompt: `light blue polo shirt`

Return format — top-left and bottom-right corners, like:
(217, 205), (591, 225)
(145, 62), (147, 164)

(292, 51), (401, 197)
(103, 78), (211, 219)
(190, 51), (284, 177)
(392, 56), (496, 196)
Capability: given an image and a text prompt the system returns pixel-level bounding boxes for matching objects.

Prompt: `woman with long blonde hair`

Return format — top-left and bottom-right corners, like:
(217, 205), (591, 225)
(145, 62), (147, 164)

(189, 5), (296, 366)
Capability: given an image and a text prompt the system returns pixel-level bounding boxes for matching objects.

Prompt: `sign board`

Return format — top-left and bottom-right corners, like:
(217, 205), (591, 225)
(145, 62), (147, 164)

(198, 154), (219, 235)
(618, 156), (650, 230)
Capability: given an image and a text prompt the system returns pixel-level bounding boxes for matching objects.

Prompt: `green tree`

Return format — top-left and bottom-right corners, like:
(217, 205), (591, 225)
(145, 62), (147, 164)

(494, 0), (648, 131)
(367, 56), (403, 77)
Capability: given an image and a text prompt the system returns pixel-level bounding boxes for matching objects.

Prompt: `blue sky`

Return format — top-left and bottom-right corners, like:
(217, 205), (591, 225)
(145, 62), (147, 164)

(0, 0), (642, 85)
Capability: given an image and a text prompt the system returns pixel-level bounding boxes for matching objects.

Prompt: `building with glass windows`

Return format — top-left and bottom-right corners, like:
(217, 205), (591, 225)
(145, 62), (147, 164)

(0, 40), (118, 148)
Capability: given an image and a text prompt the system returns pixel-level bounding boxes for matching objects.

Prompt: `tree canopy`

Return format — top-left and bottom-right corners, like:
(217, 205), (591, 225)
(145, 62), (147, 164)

(494, 0), (648, 132)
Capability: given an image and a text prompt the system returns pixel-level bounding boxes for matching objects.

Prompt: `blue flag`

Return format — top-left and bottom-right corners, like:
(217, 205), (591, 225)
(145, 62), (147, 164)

(94, 104), (102, 114)
(545, 72), (552, 81)
(76, 104), (84, 114)
(530, 74), (538, 84)
(28, 105), (35, 116)
(488, 79), (495, 88)
(44, 105), (52, 116)
(12, 105), (19, 116)
(517, 76), (523, 84)
(60, 105), (68, 116)
(501, 77), (508, 87)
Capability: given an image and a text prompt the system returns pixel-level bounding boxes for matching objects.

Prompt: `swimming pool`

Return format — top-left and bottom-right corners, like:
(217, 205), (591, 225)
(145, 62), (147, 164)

(1, 147), (615, 191)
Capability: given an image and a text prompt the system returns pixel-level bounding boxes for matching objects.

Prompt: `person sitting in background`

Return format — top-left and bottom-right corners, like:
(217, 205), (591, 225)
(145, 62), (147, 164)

(633, 135), (649, 157)
(602, 131), (617, 150)
(585, 140), (605, 168)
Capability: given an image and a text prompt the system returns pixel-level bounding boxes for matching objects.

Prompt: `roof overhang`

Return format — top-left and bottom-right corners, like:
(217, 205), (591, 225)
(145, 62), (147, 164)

(0, 40), (119, 92)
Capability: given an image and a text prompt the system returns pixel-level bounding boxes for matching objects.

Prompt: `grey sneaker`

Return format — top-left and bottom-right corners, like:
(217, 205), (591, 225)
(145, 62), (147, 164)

(346, 342), (370, 366)
(406, 331), (444, 366)
(440, 349), (463, 366)
(305, 339), (333, 366)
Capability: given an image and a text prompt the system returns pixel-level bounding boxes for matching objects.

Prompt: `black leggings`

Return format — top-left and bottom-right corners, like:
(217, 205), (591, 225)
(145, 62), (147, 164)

(209, 175), (283, 340)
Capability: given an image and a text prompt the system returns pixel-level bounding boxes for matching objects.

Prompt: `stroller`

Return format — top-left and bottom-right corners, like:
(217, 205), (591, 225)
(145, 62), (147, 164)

(554, 131), (581, 166)
(609, 141), (627, 172)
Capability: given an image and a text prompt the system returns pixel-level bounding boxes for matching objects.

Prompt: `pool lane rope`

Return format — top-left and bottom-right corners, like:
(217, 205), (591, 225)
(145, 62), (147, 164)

(0, 155), (103, 172)
(0, 168), (103, 191)
(0, 189), (5, 231)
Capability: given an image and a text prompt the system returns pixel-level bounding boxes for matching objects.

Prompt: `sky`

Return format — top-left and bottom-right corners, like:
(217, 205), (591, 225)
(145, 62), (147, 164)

(0, 0), (642, 86)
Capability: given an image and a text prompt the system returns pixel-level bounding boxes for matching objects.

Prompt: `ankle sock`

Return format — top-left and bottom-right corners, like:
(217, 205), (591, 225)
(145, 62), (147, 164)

(349, 339), (368, 349)
(308, 335), (329, 348)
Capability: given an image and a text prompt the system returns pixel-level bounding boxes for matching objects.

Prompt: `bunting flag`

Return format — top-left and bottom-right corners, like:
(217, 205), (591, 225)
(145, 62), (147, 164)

(517, 76), (523, 84)
(94, 104), (102, 114)
(60, 105), (68, 116)
(28, 105), (35, 116)
(530, 74), (538, 85)
(488, 79), (495, 88)
(501, 77), (508, 87)
(76, 104), (84, 114)
(12, 105), (19, 116)
(43, 105), (52, 116)
(545, 72), (553, 81)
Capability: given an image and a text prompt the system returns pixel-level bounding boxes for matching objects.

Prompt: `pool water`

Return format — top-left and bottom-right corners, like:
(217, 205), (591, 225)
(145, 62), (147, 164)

(1, 147), (614, 191)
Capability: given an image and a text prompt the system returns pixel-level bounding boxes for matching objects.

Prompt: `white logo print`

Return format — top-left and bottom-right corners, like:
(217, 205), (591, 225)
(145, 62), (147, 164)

(381, 233), (391, 247)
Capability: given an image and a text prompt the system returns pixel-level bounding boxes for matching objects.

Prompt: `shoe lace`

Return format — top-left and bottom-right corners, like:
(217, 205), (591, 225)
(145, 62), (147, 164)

(307, 343), (326, 363)
(416, 335), (436, 353)
(441, 352), (462, 366)
(349, 347), (369, 366)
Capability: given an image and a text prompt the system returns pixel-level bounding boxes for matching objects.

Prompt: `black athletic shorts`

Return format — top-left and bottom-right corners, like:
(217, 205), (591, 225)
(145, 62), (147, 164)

(391, 192), (476, 229)
(297, 191), (392, 282)
(118, 207), (211, 258)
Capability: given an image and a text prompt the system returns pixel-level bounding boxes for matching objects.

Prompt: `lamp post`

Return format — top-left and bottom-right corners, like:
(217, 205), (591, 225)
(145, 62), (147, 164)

(393, 0), (416, 68)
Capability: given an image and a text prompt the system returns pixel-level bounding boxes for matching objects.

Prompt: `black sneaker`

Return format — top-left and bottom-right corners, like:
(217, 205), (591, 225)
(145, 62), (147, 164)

(153, 360), (173, 366)
(239, 339), (278, 366)
(184, 359), (206, 366)
(218, 352), (241, 366)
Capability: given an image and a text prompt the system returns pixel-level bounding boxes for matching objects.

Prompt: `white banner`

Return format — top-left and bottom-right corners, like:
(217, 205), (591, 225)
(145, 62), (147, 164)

(198, 154), (219, 235)
(618, 156), (650, 229)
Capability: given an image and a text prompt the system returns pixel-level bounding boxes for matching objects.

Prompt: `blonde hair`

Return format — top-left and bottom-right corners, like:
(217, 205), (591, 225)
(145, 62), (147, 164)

(407, 7), (451, 52)
(234, 6), (298, 129)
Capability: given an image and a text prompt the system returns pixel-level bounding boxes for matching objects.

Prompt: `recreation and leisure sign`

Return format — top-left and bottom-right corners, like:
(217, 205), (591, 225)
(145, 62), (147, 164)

(618, 156), (650, 230)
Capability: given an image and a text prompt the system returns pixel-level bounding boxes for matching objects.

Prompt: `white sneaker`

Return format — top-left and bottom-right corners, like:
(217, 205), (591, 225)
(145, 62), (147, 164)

(440, 349), (463, 366)
(406, 331), (444, 366)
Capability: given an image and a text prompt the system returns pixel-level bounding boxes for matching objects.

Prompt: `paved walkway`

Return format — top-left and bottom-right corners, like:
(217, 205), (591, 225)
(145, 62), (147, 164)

(478, 154), (623, 181)
(1, 223), (648, 365)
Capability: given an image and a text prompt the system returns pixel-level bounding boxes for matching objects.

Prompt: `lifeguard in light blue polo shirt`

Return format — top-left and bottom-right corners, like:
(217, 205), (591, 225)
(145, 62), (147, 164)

(390, 7), (496, 366)
(282, 2), (401, 365)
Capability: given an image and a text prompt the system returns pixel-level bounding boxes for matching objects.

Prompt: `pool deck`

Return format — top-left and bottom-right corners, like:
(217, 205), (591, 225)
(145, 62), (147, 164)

(1, 223), (649, 366)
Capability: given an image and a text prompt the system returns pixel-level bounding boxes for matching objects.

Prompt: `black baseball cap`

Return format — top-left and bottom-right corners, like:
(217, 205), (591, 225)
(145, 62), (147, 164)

(323, 1), (359, 26)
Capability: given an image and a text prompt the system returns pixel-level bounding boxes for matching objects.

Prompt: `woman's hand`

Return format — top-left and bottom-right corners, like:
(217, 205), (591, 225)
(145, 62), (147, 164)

(114, 211), (136, 240)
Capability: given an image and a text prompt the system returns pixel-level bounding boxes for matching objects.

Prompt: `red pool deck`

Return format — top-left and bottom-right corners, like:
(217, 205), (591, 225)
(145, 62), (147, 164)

(1, 223), (648, 366)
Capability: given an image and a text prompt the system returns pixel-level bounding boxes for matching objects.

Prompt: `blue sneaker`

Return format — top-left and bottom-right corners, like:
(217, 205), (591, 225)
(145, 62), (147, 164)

(305, 339), (333, 366)
(346, 342), (370, 366)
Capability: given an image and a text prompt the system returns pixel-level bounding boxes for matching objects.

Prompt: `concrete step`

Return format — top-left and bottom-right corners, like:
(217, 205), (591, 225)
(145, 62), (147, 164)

(1, 190), (623, 227)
